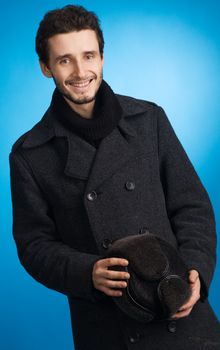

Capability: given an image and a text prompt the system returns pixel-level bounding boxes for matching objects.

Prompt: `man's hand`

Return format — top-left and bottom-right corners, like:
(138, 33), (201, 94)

(172, 269), (201, 319)
(92, 258), (130, 297)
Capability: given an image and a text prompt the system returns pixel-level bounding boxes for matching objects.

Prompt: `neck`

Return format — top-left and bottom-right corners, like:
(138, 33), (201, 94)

(63, 97), (95, 119)
(50, 80), (123, 144)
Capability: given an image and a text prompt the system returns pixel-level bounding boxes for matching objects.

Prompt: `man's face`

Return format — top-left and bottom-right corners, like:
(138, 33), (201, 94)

(40, 30), (104, 111)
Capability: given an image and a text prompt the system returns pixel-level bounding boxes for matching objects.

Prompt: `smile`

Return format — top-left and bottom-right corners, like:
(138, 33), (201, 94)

(67, 78), (94, 89)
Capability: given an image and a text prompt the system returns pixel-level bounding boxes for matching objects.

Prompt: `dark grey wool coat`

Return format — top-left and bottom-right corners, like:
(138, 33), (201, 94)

(10, 94), (220, 350)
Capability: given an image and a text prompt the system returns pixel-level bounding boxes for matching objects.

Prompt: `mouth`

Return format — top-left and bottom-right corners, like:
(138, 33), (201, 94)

(66, 78), (94, 89)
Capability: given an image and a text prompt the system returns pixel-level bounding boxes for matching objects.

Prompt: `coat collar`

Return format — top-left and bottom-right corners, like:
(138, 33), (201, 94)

(21, 94), (149, 185)
(21, 94), (149, 149)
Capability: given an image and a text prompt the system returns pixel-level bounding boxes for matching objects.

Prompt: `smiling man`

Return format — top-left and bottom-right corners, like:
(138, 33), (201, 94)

(40, 29), (104, 117)
(9, 5), (220, 350)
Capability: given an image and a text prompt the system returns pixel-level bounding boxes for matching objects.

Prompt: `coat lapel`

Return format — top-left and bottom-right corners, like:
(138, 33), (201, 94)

(64, 134), (96, 180)
(21, 94), (146, 185)
(22, 109), (97, 180)
(86, 118), (137, 191)
(51, 111), (97, 180)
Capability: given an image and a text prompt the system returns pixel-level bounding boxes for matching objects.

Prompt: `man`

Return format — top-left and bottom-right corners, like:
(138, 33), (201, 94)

(10, 5), (220, 350)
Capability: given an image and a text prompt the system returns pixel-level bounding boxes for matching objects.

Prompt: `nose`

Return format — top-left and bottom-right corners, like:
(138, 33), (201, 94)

(74, 59), (85, 78)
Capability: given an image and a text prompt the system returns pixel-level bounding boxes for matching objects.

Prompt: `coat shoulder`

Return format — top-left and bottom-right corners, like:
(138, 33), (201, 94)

(11, 130), (32, 154)
(10, 112), (52, 154)
(10, 120), (41, 154)
(116, 93), (161, 118)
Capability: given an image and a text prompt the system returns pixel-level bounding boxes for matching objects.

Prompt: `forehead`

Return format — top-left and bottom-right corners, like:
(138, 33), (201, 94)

(47, 30), (100, 57)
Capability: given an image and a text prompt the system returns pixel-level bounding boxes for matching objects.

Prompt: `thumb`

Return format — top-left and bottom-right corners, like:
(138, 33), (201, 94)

(189, 269), (199, 283)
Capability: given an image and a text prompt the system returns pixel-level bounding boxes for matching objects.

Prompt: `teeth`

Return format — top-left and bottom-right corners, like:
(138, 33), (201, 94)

(68, 79), (92, 88)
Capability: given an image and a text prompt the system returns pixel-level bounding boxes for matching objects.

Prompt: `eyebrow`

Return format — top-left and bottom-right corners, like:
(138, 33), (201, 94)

(54, 51), (98, 62)
(55, 53), (72, 62)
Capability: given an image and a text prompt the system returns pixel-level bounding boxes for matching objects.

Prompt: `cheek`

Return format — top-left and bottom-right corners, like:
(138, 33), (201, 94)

(95, 63), (103, 77)
(53, 68), (70, 82)
(89, 59), (103, 73)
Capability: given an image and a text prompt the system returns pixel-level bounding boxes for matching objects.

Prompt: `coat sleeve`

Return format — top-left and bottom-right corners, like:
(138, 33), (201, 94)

(156, 106), (216, 299)
(9, 150), (101, 301)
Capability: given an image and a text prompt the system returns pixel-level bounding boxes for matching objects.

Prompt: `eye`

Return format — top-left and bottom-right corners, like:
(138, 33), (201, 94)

(59, 58), (70, 65)
(85, 53), (94, 60)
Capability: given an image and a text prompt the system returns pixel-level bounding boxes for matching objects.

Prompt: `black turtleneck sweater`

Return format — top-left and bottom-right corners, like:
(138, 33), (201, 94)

(50, 80), (123, 147)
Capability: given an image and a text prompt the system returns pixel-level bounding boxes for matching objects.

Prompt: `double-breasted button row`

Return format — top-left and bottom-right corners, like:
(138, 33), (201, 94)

(86, 191), (98, 201)
(167, 320), (177, 333)
(139, 227), (149, 235)
(129, 333), (140, 343)
(125, 181), (135, 191)
(87, 182), (135, 201)
(102, 238), (112, 249)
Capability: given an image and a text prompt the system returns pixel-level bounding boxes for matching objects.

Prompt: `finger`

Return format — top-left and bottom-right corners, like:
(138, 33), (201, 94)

(104, 279), (127, 289)
(180, 287), (199, 307)
(180, 297), (200, 311)
(100, 286), (123, 297)
(103, 270), (130, 280)
(172, 306), (193, 319)
(179, 282), (200, 310)
(95, 275), (128, 288)
(103, 257), (129, 268)
(188, 270), (199, 283)
(179, 302), (195, 311)
(178, 292), (200, 311)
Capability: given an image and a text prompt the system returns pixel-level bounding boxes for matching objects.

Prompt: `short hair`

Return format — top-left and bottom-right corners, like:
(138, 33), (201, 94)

(36, 5), (104, 64)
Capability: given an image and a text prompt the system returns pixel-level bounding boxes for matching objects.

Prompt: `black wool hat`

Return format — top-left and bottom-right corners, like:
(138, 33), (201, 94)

(106, 233), (192, 323)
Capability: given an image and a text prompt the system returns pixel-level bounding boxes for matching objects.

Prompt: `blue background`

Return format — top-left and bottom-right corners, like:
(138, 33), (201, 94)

(1, 1), (219, 349)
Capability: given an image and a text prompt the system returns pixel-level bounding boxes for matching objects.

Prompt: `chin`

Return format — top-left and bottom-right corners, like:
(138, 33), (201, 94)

(65, 90), (95, 104)
(72, 96), (96, 105)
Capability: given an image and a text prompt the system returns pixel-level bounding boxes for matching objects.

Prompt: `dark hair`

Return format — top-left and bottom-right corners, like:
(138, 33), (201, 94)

(36, 5), (104, 64)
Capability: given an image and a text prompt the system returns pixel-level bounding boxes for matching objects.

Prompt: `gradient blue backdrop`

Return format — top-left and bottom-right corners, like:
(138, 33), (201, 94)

(1, 1), (219, 349)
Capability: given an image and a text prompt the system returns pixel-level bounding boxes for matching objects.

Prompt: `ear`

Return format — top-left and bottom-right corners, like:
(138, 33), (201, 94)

(39, 60), (53, 78)
(101, 54), (104, 67)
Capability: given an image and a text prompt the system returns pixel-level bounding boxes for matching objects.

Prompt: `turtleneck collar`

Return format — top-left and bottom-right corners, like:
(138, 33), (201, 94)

(50, 80), (123, 146)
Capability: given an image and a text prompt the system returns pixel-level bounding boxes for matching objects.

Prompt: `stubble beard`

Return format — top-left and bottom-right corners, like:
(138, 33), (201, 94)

(53, 71), (103, 105)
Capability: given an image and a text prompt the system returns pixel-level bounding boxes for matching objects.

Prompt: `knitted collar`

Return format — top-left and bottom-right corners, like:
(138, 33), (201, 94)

(50, 80), (123, 144)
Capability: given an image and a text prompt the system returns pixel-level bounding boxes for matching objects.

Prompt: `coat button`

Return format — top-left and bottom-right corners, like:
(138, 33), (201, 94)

(87, 191), (97, 201)
(167, 321), (177, 333)
(139, 227), (149, 235)
(129, 333), (140, 343)
(125, 181), (135, 191)
(102, 238), (112, 249)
